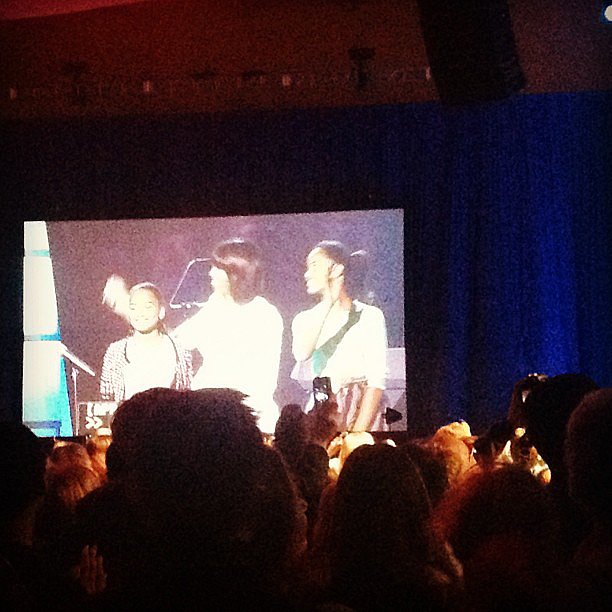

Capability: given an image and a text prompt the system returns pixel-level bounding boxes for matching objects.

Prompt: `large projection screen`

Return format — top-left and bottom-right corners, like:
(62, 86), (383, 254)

(23, 209), (405, 436)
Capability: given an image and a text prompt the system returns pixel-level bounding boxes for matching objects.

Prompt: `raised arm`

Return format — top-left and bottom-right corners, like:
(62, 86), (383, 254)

(291, 300), (334, 362)
(101, 275), (130, 322)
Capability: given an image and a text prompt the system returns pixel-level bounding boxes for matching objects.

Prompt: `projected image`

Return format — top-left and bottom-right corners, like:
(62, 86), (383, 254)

(23, 209), (405, 436)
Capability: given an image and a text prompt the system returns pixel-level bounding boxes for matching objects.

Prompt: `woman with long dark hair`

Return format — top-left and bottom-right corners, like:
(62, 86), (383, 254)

(311, 444), (461, 610)
(291, 240), (388, 432)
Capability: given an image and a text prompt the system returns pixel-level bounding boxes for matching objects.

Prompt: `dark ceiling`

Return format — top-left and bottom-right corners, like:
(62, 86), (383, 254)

(1, 0), (610, 118)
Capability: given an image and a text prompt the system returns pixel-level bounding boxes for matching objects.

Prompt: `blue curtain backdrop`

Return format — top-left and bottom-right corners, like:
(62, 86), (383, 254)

(5, 90), (612, 432)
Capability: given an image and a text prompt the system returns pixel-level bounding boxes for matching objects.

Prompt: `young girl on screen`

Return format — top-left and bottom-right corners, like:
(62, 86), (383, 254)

(100, 282), (192, 402)
(291, 241), (388, 432)
(172, 238), (283, 434)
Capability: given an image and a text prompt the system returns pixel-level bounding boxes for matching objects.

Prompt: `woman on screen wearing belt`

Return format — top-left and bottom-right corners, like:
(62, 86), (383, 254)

(291, 241), (388, 433)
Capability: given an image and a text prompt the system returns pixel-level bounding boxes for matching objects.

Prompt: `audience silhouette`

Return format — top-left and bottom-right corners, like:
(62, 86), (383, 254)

(3, 372), (611, 611)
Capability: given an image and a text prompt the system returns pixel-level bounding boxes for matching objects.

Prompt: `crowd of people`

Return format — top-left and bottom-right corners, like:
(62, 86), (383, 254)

(2, 372), (611, 610)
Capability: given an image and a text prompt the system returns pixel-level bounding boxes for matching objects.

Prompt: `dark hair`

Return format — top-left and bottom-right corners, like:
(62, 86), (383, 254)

(566, 388), (612, 522)
(44, 465), (101, 511)
(314, 240), (368, 299)
(129, 282), (166, 332)
(212, 238), (262, 303)
(47, 441), (93, 473)
(523, 373), (598, 470)
(400, 441), (450, 508)
(331, 444), (433, 568)
(435, 466), (559, 558)
(0, 421), (46, 521)
(326, 444), (456, 608)
(433, 466), (561, 610)
(108, 388), (301, 592)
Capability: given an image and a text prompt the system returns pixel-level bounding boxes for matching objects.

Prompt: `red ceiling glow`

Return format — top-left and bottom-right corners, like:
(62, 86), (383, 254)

(0, 0), (149, 21)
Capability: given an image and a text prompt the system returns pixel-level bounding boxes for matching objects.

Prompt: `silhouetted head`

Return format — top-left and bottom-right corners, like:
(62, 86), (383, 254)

(47, 441), (93, 473)
(45, 465), (102, 511)
(401, 441), (450, 508)
(109, 388), (300, 588)
(0, 421), (45, 524)
(565, 387), (612, 525)
(329, 444), (434, 586)
(435, 465), (558, 561)
(523, 373), (598, 472)
(433, 465), (561, 611)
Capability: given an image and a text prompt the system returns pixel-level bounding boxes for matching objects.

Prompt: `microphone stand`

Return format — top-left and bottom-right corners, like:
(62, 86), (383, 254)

(169, 257), (211, 312)
(58, 343), (95, 436)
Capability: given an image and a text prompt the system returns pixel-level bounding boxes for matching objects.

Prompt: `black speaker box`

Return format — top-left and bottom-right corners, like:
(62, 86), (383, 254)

(417, 0), (526, 104)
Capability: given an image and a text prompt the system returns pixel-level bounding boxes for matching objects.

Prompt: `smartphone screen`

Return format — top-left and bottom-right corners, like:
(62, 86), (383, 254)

(313, 376), (332, 405)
